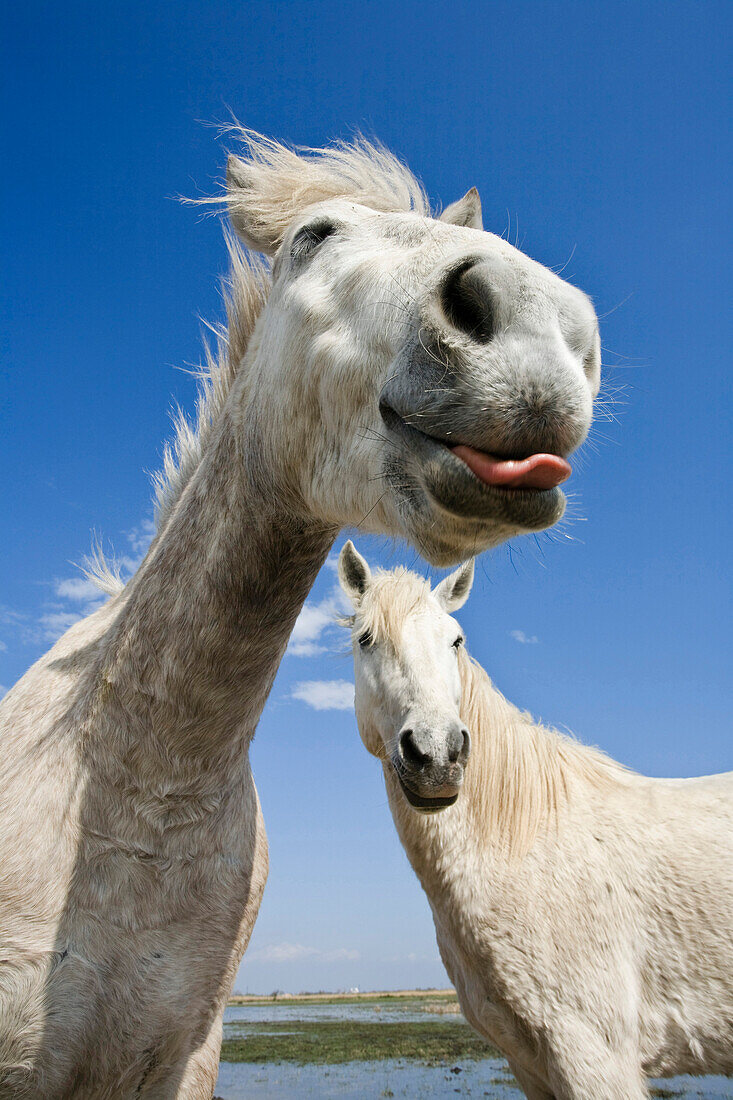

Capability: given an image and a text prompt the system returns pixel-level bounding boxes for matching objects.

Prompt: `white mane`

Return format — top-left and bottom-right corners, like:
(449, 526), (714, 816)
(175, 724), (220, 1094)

(223, 127), (431, 251)
(151, 237), (270, 528)
(88, 130), (433, 595)
(351, 567), (630, 858)
(155, 129), (431, 524)
(456, 649), (630, 856)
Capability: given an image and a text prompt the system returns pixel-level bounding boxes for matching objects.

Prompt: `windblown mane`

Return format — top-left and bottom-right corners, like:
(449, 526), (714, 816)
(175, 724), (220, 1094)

(151, 236), (270, 528)
(89, 129), (431, 594)
(83, 236), (269, 596)
(224, 127), (431, 249)
(155, 130), (428, 526)
(457, 649), (630, 856)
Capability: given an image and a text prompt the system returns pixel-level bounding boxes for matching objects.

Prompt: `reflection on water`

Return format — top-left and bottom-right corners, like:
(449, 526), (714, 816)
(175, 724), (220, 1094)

(216, 1057), (522, 1098)
(216, 1001), (731, 1099)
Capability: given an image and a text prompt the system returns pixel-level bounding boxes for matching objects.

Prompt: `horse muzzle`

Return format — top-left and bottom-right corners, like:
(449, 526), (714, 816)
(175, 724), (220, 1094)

(392, 721), (470, 814)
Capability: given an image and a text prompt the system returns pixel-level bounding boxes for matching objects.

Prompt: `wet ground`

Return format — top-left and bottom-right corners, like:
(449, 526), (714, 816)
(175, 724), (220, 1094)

(215, 998), (732, 1098)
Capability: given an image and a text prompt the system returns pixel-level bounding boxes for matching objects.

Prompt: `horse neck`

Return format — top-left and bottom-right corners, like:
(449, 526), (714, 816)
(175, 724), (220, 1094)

(382, 763), (478, 909)
(99, 392), (336, 763)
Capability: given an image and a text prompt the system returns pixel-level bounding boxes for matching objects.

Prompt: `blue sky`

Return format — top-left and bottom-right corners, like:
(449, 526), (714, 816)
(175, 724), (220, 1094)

(2, 0), (731, 993)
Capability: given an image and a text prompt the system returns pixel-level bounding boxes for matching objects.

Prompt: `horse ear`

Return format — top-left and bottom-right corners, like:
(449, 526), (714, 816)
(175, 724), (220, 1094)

(226, 154), (283, 255)
(338, 541), (372, 606)
(434, 559), (474, 611)
(440, 187), (483, 231)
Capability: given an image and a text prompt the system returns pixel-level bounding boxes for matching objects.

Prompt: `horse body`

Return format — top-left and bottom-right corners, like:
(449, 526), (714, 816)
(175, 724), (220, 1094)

(340, 547), (733, 1099)
(0, 130), (602, 1096)
(422, 769), (733, 1096)
(0, 585), (269, 1099)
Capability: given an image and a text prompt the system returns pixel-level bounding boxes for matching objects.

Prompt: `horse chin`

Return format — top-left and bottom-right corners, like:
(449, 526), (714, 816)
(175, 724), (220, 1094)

(378, 402), (567, 563)
(396, 774), (459, 815)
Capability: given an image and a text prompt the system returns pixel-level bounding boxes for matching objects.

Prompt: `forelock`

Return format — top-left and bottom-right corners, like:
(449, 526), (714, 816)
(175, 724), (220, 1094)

(357, 568), (433, 647)
(226, 128), (431, 247)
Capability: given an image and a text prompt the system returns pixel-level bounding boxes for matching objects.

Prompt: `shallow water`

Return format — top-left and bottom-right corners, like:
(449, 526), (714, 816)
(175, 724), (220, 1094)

(216, 1056), (522, 1098)
(216, 1060), (732, 1099)
(223, 1002), (435, 1025)
(216, 1001), (732, 1098)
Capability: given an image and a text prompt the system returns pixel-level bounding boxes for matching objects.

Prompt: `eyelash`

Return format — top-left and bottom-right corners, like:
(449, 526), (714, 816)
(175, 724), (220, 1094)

(290, 219), (338, 262)
(452, 636), (464, 649)
(358, 630), (373, 649)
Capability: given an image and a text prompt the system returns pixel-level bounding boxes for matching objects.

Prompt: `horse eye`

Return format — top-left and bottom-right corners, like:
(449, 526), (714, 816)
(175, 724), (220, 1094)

(290, 218), (338, 262)
(452, 636), (464, 649)
(358, 630), (374, 649)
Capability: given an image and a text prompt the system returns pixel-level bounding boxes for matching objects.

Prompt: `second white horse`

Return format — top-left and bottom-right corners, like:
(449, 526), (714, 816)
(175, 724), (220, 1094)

(339, 541), (733, 1100)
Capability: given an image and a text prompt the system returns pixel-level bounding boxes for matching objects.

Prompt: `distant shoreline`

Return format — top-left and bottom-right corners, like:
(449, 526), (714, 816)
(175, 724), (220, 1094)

(228, 988), (456, 1006)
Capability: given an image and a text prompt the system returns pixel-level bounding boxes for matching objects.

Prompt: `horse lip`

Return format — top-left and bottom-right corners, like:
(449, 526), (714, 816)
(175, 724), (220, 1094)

(379, 400), (561, 475)
(393, 764), (460, 814)
(378, 400), (565, 526)
(378, 399), (466, 469)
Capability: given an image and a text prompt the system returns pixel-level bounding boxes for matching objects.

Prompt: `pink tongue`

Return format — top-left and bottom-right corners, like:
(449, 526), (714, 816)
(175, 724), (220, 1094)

(452, 444), (571, 490)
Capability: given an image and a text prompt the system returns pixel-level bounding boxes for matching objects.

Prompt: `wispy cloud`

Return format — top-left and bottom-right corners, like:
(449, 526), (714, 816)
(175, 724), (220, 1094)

(54, 576), (107, 604)
(38, 520), (158, 643)
(291, 679), (355, 711)
(0, 519), (158, 651)
(38, 611), (86, 641)
(125, 519), (156, 559)
(244, 941), (359, 964)
(41, 574), (109, 640)
(287, 583), (349, 658)
(510, 629), (539, 645)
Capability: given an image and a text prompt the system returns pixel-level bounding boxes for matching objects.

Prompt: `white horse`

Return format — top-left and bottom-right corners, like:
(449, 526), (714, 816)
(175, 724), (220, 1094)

(0, 130), (602, 1098)
(339, 542), (733, 1100)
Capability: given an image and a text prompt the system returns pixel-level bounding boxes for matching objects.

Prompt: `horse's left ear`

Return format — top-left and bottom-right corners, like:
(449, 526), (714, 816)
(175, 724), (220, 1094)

(338, 541), (372, 607)
(440, 187), (483, 231)
(434, 559), (475, 611)
(226, 152), (285, 254)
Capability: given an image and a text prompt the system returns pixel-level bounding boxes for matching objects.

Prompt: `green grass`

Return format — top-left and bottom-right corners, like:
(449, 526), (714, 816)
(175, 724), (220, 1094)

(221, 1019), (500, 1065)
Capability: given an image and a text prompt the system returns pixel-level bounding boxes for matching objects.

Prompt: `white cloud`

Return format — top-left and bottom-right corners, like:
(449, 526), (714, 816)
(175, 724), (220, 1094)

(287, 641), (328, 658)
(126, 518), (156, 557)
(286, 584), (349, 658)
(322, 947), (360, 962)
(0, 685), (7, 698)
(291, 679), (355, 711)
(510, 629), (539, 645)
(54, 576), (107, 604)
(247, 942), (317, 963)
(0, 517), (159, 655)
(41, 518), (158, 644)
(243, 941), (359, 965)
(39, 611), (84, 641)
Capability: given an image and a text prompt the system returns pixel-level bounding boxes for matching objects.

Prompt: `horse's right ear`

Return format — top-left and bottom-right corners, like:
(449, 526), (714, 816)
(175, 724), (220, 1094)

(338, 541), (372, 606)
(440, 187), (483, 231)
(226, 154), (283, 255)
(434, 559), (474, 611)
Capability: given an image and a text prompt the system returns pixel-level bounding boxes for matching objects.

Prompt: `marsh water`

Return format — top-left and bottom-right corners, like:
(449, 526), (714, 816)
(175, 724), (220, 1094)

(214, 997), (731, 1099)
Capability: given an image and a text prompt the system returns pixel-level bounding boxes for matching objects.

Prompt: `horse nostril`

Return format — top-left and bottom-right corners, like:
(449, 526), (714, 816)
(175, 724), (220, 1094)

(447, 725), (471, 764)
(399, 729), (430, 769)
(441, 259), (495, 343)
